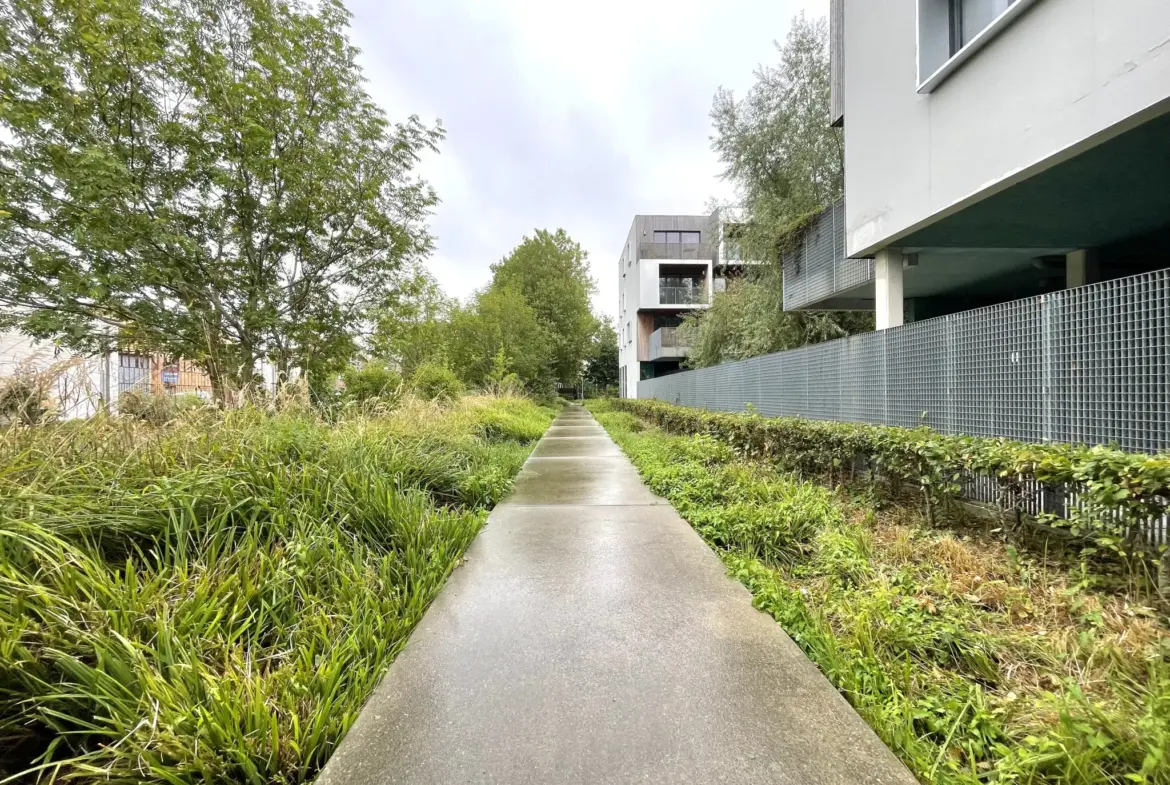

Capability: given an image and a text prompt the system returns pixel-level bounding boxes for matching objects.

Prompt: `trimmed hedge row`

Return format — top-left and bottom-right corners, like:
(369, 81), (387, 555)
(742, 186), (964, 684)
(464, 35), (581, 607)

(609, 398), (1170, 564)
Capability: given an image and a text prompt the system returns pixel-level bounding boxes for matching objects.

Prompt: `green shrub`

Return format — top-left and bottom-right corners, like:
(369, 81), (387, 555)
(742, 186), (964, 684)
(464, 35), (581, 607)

(342, 361), (402, 404)
(589, 403), (1170, 785)
(607, 398), (1170, 567)
(409, 362), (465, 401)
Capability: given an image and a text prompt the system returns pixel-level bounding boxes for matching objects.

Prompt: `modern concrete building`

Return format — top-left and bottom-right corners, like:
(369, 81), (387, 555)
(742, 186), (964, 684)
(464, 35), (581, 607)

(785, 0), (1170, 328)
(616, 212), (747, 397)
(634, 1), (1170, 454)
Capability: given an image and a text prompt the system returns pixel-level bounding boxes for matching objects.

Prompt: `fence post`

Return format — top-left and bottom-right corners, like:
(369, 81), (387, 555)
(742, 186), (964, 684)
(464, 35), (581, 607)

(1041, 294), (1053, 443)
(944, 317), (955, 434)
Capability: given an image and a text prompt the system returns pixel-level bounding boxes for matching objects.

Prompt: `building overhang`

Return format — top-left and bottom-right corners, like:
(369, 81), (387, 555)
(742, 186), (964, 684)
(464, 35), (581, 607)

(895, 105), (1170, 252)
(787, 104), (1170, 312)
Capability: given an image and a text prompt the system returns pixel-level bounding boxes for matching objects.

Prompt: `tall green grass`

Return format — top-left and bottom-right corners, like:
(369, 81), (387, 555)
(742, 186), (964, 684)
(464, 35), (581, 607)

(0, 394), (554, 783)
(588, 399), (1170, 785)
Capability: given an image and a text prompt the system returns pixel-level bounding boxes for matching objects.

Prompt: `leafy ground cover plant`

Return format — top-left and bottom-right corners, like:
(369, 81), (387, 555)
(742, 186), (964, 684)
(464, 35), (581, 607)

(0, 394), (554, 783)
(588, 400), (1170, 785)
(603, 398), (1170, 592)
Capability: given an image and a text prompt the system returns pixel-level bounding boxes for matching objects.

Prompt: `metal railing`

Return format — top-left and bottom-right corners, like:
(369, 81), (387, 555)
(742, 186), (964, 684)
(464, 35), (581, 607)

(639, 267), (1170, 455)
(649, 327), (689, 361)
(659, 284), (708, 306)
(782, 200), (875, 310)
(638, 242), (716, 261)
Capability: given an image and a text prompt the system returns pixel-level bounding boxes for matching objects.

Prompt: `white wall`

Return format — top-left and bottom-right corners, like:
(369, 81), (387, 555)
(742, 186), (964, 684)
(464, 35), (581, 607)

(0, 330), (110, 419)
(844, 0), (1170, 257)
(616, 227), (639, 397)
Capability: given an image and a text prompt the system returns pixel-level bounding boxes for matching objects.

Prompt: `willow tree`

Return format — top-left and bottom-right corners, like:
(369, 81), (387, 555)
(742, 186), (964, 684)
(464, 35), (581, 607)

(0, 0), (442, 396)
(682, 12), (870, 368)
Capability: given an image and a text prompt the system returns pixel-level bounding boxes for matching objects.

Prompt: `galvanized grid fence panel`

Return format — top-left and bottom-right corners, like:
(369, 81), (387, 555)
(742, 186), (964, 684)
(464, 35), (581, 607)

(639, 268), (1170, 454)
(639, 269), (1170, 545)
(782, 201), (876, 310)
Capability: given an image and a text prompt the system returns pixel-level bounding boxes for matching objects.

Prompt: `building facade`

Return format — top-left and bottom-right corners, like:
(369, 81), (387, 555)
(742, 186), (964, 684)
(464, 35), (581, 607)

(636, 1), (1170, 453)
(616, 212), (748, 398)
(1, 329), (283, 419)
(788, 0), (1170, 327)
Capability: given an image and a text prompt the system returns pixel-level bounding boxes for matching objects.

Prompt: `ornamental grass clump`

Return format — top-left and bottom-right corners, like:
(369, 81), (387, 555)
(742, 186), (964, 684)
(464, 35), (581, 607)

(0, 394), (553, 783)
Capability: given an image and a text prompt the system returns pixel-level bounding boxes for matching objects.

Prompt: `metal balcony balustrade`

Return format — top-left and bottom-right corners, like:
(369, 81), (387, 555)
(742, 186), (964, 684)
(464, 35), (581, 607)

(782, 200), (875, 310)
(638, 242), (716, 261)
(649, 327), (689, 361)
(658, 284), (708, 305)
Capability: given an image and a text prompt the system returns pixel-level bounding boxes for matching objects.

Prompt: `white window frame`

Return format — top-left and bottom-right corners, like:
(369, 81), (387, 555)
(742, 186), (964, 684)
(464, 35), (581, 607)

(917, 0), (1039, 94)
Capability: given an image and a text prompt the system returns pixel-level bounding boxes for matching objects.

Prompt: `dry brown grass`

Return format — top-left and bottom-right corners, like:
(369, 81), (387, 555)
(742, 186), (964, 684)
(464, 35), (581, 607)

(857, 490), (1169, 710)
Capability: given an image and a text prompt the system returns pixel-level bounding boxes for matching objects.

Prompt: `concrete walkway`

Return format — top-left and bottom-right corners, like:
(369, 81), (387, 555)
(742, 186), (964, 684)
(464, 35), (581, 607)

(317, 405), (916, 785)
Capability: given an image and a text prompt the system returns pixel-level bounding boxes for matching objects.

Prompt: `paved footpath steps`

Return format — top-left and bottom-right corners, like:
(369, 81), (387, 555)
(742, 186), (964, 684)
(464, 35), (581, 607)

(317, 405), (917, 785)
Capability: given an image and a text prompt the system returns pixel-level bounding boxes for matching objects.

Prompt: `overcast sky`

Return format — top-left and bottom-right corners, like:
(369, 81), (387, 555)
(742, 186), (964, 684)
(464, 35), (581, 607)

(347, 0), (826, 320)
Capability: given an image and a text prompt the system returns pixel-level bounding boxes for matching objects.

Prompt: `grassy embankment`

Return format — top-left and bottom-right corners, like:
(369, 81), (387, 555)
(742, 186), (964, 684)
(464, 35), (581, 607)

(587, 399), (1169, 785)
(0, 394), (554, 783)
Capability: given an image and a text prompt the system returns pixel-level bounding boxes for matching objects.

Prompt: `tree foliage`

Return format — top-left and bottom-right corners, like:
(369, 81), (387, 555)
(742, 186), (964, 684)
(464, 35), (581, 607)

(366, 228), (598, 394)
(711, 13), (842, 254)
(681, 271), (869, 368)
(489, 229), (596, 384)
(444, 286), (551, 391)
(369, 266), (452, 377)
(0, 0), (442, 395)
(583, 319), (619, 393)
(685, 13), (870, 368)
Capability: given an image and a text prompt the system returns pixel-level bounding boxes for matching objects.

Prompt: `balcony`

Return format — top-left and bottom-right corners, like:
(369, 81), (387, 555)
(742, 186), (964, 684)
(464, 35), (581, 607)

(658, 283), (708, 306)
(649, 327), (688, 361)
(638, 242), (716, 261)
(781, 200), (875, 310)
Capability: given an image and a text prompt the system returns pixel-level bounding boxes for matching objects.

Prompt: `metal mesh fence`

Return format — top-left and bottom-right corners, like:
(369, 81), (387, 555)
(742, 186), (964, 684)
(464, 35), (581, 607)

(118, 353), (216, 399)
(639, 268), (1170, 454)
(782, 201), (875, 310)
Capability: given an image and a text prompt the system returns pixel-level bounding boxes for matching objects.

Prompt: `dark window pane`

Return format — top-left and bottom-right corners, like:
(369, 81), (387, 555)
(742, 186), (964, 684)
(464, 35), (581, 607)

(653, 231), (669, 243)
(665, 231), (681, 243)
(680, 231), (701, 243)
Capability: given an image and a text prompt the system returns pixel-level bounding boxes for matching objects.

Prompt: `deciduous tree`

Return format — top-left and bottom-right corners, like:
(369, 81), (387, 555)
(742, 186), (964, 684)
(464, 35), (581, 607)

(683, 13), (870, 367)
(445, 286), (551, 391)
(583, 319), (619, 393)
(0, 0), (442, 397)
(369, 266), (453, 376)
(488, 230), (595, 385)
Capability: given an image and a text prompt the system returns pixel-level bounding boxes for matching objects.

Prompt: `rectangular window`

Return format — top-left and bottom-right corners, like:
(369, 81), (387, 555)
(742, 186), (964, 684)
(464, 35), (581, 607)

(919, 0), (1029, 92)
(653, 230), (700, 244)
(953, 0), (1014, 51)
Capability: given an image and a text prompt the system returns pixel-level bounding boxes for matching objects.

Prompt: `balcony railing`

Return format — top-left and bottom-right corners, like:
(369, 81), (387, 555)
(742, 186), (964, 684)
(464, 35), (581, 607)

(658, 284), (708, 306)
(649, 327), (689, 361)
(639, 242), (716, 261)
(781, 200), (875, 310)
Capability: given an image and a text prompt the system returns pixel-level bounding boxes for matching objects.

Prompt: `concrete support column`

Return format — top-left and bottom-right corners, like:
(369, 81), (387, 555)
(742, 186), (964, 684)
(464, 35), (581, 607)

(874, 248), (904, 330)
(1065, 249), (1099, 289)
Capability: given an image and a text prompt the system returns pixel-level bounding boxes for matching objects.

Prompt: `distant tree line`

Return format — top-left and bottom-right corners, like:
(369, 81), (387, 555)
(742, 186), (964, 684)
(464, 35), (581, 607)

(368, 229), (614, 397)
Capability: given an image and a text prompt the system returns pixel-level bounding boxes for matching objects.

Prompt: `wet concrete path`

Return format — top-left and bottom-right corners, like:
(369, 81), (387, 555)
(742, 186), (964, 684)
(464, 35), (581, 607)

(317, 405), (916, 785)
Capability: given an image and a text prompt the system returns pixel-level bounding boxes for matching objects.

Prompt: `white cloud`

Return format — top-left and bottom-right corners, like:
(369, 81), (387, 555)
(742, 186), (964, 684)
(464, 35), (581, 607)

(346, 0), (827, 319)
